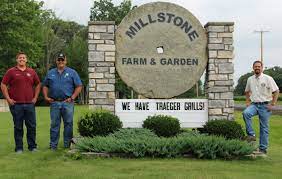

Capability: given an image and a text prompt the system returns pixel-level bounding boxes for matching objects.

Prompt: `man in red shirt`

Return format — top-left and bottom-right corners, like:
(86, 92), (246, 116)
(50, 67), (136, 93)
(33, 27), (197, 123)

(1, 52), (40, 153)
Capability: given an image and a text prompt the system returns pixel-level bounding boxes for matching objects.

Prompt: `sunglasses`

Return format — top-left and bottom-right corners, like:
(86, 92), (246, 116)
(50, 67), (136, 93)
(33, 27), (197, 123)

(57, 58), (65, 62)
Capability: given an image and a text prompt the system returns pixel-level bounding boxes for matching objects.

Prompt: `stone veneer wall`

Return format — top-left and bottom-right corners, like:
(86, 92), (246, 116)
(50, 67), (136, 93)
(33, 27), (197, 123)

(204, 22), (235, 120)
(0, 99), (9, 112)
(88, 21), (235, 120)
(88, 21), (116, 112)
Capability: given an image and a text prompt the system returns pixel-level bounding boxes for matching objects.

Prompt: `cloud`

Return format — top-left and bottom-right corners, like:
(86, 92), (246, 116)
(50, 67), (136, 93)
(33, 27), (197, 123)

(39, 0), (92, 24)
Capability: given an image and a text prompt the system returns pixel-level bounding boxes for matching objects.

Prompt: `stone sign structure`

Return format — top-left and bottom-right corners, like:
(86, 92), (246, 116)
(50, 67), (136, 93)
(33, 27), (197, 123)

(88, 2), (234, 122)
(0, 99), (9, 112)
(205, 22), (234, 120)
(88, 21), (116, 112)
(116, 2), (207, 98)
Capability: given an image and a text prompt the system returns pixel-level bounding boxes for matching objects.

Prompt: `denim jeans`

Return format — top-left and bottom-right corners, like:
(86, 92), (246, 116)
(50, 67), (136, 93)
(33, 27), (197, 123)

(242, 103), (271, 150)
(50, 101), (74, 149)
(9, 103), (37, 151)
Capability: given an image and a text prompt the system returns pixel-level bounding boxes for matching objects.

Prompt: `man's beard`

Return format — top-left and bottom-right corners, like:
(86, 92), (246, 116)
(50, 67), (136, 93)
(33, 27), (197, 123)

(255, 69), (260, 74)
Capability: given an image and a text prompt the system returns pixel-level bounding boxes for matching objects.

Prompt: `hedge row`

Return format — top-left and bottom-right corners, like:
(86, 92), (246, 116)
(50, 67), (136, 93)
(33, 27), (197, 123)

(77, 110), (245, 140)
(75, 129), (255, 159)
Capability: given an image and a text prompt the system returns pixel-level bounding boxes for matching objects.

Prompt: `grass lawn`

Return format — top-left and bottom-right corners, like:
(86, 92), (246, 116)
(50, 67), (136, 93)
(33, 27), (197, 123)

(0, 105), (282, 178)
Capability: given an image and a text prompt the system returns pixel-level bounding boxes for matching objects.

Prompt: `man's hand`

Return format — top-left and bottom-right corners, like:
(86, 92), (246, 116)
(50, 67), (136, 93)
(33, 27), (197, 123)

(245, 91), (251, 107)
(32, 97), (38, 104)
(45, 97), (54, 103)
(266, 104), (274, 111)
(7, 98), (16, 106)
(267, 104), (275, 111)
(64, 97), (73, 103)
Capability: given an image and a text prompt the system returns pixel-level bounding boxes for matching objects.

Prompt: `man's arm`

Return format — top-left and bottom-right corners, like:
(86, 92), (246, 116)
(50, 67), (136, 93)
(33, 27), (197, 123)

(65, 70), (83, 103)
(42, 86), (54, 103)
(245, 91), (251, 107)
(244, 77), (251, 107)
(32, 83), (41, 104)
(268, 77), (280, 110)
(71, 86), (82, 100)
(65, 85), (82, 103)
(266, 90), (279, 111)
(1, 83), (15, 105)
(271, 90), (280, 106)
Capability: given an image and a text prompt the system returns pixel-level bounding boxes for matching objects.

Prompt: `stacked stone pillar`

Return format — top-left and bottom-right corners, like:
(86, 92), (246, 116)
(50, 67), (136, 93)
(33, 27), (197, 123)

(0, 99), (9, 112)
(204, 22), (235, 120)
(88, 21), (116, 112)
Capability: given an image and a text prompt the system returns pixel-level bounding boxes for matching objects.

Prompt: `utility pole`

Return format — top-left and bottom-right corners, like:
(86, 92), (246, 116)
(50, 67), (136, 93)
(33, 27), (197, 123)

(254, 29), (269, 64)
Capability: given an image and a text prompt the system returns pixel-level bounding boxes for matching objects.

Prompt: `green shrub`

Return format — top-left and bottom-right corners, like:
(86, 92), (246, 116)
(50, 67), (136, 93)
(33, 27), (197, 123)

(177, 130), (201, 137)
(75, 130), (255, 159)
(200, 120), (245, 140)
(178, 135), (254, 159)
(143, 115), (180, 137)
(77, 109), (122, 137)
(234, 96), (245, 101)
(110, 128), (158, 139)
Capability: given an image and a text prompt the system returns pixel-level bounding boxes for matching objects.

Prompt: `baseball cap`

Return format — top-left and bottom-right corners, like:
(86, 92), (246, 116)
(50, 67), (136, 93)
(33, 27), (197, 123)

(57, 53), (66, 59)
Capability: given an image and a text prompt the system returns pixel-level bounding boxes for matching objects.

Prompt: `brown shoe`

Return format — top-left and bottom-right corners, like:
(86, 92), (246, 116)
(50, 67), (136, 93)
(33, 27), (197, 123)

(253, 149), (267, 157)
(244, 135), (256, 142)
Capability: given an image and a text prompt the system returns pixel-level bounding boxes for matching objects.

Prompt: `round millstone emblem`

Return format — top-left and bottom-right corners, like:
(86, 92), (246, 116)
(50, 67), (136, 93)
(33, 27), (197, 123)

(116, 2), (207, 98)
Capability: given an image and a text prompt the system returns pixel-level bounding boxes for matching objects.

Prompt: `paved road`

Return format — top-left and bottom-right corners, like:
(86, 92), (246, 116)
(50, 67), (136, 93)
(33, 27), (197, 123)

(235, 104), (282, 110)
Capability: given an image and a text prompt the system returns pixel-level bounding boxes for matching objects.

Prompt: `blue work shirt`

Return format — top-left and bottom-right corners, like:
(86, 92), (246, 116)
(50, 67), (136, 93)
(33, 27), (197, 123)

(42, 67), (82, 100)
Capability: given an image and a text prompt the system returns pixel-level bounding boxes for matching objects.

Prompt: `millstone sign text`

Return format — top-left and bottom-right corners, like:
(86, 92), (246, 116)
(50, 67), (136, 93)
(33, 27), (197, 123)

(116, 99), (208, 128)
(116, 2), (208, 98)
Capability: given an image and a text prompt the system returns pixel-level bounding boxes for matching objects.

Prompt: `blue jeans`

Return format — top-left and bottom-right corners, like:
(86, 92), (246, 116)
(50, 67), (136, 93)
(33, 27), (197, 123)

(50, 102), (74, 149)
(242, 103), (271, 150)
(9, 104), (37, 151)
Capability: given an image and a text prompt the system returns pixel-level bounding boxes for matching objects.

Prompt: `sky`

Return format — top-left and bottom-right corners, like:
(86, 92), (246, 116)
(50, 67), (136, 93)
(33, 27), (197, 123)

(38, 0), (282, 83)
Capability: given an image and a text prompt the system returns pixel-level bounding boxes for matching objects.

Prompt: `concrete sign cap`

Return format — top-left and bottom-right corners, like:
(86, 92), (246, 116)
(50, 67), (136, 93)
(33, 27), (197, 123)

(116, 2), (207, 98)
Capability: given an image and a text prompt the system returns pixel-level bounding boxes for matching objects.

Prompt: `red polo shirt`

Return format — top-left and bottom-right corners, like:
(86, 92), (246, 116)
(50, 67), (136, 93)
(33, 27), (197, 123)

(1, 67), (40, 103)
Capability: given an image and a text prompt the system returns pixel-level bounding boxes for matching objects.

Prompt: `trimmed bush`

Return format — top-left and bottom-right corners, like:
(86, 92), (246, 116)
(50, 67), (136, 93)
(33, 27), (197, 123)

(77, 109), (122, 137)
(234, 96), (245, 101)
(177, 130), (201, 137)
(143, 115), (180, 137)
(200, 120), (245, 140)
(75, 130), (255, 159)
(110, 128), (158, 139)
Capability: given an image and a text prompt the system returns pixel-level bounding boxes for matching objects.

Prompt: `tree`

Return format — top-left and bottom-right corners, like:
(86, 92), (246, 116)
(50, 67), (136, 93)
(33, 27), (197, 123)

(264, 66), (282, 91)
(235, 66), (282, 95)
(234, 72), (252, 95)
(176, 80), (204, 98)
(39, 17), (84, 76)
(0, 0), (44, 78)
(90, 0), (135, 24)
(65, 29), (88, 103)
(40, 17), (65, 76)
(90, 0), (136, 98)
(64, 29), (88, 85)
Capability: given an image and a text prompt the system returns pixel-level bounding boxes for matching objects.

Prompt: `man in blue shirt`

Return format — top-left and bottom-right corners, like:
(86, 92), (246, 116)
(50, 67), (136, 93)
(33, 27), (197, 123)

(42, 53), (82, 150)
